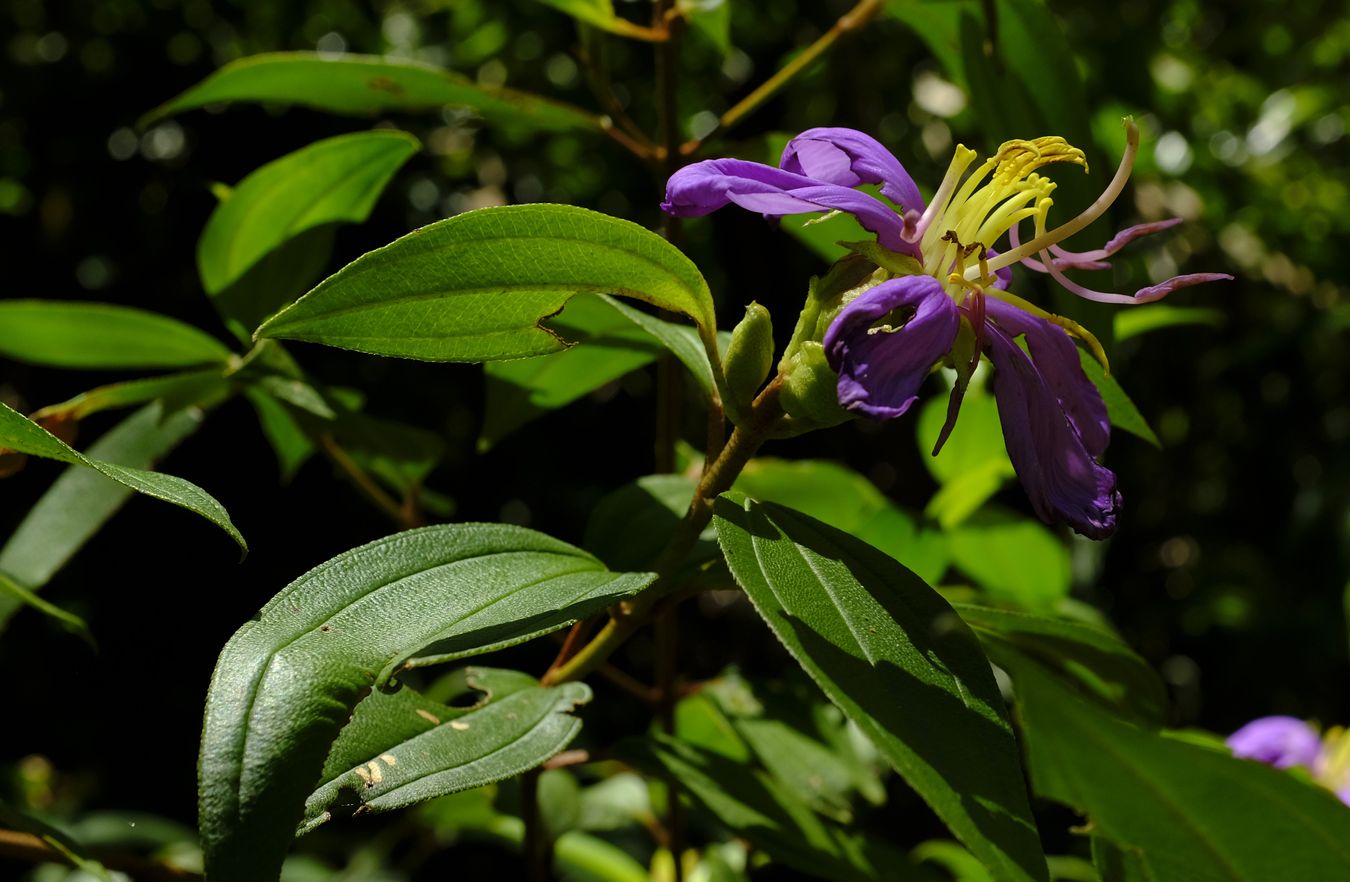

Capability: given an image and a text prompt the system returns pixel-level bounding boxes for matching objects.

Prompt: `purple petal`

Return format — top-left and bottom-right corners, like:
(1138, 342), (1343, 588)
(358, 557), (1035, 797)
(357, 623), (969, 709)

(1049, 218), (1185, 266)
(1134, 272), (1236, 304)
(1227, 717), (1323, 770)
(984, 321), (1121, 538)
(985, 247), (1014, 290)
(662, 158), (915, 255)
(1337, 786), (1350, 807)
(823, 276), (958, 420)
(986, 299), (1110, 457)
(779, 128), (926, 215)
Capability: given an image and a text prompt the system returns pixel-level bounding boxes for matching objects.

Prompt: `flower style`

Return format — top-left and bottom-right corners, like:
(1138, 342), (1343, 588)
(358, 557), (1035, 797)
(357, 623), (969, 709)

(662, 125), (1232, 538)
(1228, 716), (1350, 805)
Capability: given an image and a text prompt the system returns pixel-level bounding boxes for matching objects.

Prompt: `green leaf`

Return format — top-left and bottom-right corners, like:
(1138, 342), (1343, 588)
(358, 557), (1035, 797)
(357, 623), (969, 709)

(481, 295), (664, 449)
(0, 571), (93, 645)
(945, 510), (1070, 609)
(145, 52), (601, 132)
(598, 294), (723, 398)
(0, 401), (244, 553)
(200, 523), (654, 882)
(0, 300), (230, 370)
(1077, 351), (1161, 447)
(626, 735), (903, 882)
(300, 667), (590, 833)
(0, 403), (207, 631)
(0, 801), (115, 882)
(198, 131), (419, 298)
(256, 205), (720, 370)
(533, 0), (663, 40)
(30, 368), (229, 423)
(1012, 658), (1350, 881)
(713, 495), (1046, 882)
(245, 387), (316, 482)
(679, 0), (733, 55)
(214, 225), (337, 344)
(1113, 304), (1224, 341)
(953, 603), (1167, 723)
(734, 457), (949, 584)
(584, 473), (714, 572)
(916, 388), (1015, 527)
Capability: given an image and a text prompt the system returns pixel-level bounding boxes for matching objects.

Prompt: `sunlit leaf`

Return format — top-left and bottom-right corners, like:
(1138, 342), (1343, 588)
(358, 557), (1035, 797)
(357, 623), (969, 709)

(0, 300), (230, 370)
(201, 523), (653, 881)
(1077, 351), (1161, 447)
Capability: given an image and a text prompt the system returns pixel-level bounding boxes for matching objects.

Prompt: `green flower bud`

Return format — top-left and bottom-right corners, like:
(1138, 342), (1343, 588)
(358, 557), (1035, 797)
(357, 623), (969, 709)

(723, 301), (774, 423)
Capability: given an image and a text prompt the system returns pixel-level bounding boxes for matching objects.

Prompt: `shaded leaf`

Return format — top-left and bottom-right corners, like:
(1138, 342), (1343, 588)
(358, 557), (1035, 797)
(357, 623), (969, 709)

(713, 495), (1046, 882)
(598, 294), (724, 398)
(0, 571), (93, 645)
(481, 295), (664, 450)
(626, 735), (903, 882)
(1012, 658), (1350, 881)
(301, 668), (590, 834)
(0, 401), (244, 552)
(953, 603), (1167, 723)
(1113, 304), (1224, 341)
(0, 300), (230, 370)
(200, 523), (653, 881)
(256, 205), (719, 368)
(145, 52), (601, 132)
(30, 369), (229, 423)
(0, 403), (207, 630)
(1077, 351), (1161, 447)
(198, 131), (418, 298)
(584, 473), (713, 572)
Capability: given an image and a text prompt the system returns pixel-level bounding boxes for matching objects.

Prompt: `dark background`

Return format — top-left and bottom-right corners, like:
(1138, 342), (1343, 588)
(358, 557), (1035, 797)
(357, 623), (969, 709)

(1, 0), (1346, 868)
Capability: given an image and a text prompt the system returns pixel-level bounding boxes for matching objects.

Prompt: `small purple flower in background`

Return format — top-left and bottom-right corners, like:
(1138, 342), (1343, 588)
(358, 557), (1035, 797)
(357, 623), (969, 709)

(663, 123), (1232, 538)
(1228, 716), (1350, 805)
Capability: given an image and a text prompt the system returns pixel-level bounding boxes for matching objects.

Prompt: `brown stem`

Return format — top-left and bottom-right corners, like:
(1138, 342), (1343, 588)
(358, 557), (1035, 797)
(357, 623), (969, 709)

(317, 434), (423, 530)
(521, 769), (554, 882)
(679, 0), (886, 155)
(0, 829), (202, 882)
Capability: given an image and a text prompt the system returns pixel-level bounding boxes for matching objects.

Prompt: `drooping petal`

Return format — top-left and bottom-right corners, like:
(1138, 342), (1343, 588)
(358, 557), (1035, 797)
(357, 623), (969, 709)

(662, 158), (915, 254)
(823, 275), (958, 420)
(1048, 218), (1185, 269)
(984, 321), (1121, 538)
(779, 127), (926, 215)
(986, 299), (1109, 457)
(1227, 717), (1323, 770)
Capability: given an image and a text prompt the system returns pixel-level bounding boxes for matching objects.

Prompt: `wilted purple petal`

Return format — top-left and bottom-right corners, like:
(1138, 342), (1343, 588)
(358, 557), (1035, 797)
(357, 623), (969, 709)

(984, 321), (1121, 538)
(662, 159), (915, 254)
(823, 276), (958, 420)
(1134, 272), (1236, 303)
(780, 128), (926, 215)
(986, 299), (1109, 457)
(1227, 716), (1323, 770)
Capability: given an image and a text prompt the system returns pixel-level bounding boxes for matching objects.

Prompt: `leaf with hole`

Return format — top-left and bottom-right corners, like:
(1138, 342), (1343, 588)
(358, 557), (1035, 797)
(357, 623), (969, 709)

(713, 494), (1046, 882)
(256, 205), (719, 370)
(200, 523), (653, 881)
(301, 667), (590, 834)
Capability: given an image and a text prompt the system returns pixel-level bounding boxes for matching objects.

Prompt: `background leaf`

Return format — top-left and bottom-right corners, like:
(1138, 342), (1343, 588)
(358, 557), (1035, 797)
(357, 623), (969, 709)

(945, 509), (1070, 609)
(1012, 658), (1350, 881)
(257, 204), (719, 364)
(916, 388), (1016, 528)
(200, 523), (654, 882)
(0, 403), (207, 631)
(1077, 351), (1161, 447)
(713, 495), (1046, 882)
(197, 130), (419, 302)
(0, 300), (230, 370)
(0, 401), (244, 553)
(145, 52), (602, 132)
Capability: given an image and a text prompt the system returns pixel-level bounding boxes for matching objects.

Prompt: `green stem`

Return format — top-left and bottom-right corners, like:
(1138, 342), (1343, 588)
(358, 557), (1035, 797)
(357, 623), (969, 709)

(542, 380), (784, 687)
(680, 0), (886, 154)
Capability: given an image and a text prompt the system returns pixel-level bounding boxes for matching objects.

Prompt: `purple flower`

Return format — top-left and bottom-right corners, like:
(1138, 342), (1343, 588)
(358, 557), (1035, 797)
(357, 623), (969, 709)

(663, 125), (1233, 538)
(1227, 716), (1323, 770)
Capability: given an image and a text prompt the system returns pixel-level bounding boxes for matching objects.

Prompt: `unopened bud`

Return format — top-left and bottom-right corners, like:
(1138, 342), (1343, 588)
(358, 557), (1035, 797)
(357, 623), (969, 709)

(778, 341), (850, 433)
(723, 302), (774, 423)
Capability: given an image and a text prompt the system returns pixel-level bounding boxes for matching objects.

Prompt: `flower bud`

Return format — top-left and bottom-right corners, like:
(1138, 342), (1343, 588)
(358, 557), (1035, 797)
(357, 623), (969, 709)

(777, 341), (850, 434)
(723, 302), (774, 423)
